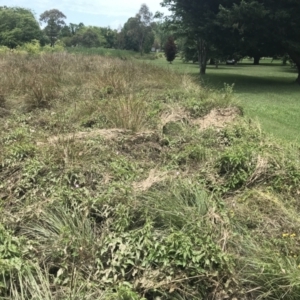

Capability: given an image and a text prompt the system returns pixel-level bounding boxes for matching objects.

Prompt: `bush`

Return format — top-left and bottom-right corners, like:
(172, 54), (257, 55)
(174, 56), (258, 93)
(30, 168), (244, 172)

(16, 39), (40, 55)
(164, 36), (176, 63)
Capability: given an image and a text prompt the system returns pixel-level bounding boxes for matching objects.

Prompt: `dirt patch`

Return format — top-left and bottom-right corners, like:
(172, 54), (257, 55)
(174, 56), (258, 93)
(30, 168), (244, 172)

(193, 107), (241, 130)
(133, 169), (169, 192)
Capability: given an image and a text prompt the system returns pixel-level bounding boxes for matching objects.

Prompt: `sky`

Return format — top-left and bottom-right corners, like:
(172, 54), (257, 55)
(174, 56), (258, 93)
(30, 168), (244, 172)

(0, 0), (170, 29)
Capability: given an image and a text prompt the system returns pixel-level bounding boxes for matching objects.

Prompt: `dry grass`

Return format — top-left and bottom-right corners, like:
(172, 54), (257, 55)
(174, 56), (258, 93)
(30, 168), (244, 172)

(0, 52), (185, 134)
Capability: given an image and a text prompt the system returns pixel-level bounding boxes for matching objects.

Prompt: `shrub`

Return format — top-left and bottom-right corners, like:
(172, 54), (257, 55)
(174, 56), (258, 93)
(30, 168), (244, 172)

(164, 36), (176, 63)
(16, 39), (41, 55)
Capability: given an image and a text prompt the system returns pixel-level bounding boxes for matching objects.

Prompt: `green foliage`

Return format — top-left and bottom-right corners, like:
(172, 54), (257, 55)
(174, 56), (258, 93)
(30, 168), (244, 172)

(0, 225), (25, 295)
(39, 9), (66, 47)
(0, 45), (10, 54)
(163, 0), (300, 80)
(0, 225), (23, 272)
(217, 145), (255, 189)
(16, 39), (40, 55)
(120, 4), (154, 55)
(219, 0), (300, 81)
(109, 286), (145, 300)
(66, 26), (107, 48)
(164, 36), (176, 63)
(0, 6), (42, 48)
(41, 42), (65, 53)
(184, 84), (236, 118)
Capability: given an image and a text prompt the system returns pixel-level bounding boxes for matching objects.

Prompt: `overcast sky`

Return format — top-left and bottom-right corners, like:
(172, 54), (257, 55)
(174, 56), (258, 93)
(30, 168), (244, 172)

(0, 0), (170, 29)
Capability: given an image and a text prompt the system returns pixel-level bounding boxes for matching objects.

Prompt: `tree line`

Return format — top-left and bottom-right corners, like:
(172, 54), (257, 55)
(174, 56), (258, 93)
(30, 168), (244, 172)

(0, 5), (170, 54)
(1, 1), (299, 83)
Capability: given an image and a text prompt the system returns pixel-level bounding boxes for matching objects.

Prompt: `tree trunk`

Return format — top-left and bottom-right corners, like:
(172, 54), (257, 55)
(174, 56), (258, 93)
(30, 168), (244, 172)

(197, 38), (207, 75)
(295, 63), (300, 85)
(296, 69), (300, 85)
(253, 55), (260, 65)
(209, 58), (215, 65)
(288, 51), (300, 84)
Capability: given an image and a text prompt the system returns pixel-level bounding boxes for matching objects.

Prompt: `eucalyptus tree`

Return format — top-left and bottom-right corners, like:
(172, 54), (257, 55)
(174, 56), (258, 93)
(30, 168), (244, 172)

(40, 9), (66, 47)
(121, 4), (154, 55)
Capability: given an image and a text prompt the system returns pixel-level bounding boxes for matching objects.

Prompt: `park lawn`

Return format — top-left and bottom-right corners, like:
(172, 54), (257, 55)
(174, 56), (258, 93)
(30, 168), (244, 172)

(150, 57), (300, 144)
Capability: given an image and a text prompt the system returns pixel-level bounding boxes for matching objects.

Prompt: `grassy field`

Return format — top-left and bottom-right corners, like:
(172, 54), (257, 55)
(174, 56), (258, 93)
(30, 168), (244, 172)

(66, 47), (157, 61)
(1, 51), (300, 299)
(149, 57), (300, 144)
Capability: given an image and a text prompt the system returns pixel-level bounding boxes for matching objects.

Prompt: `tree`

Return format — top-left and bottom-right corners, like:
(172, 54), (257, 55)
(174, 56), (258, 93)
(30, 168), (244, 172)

(218, 1), (283, 65)
(0, 7), (42, 48)
(137, 4), (154, 55)
(101, 27), (118, 48)
(120, 18), (139, 51)
(39, 9), (66, 47)
(163, 0), (300, 82)
(162, 0), (223, 75)
(219, 0), (300, 83)
(152, 13), (173, 51)
(164, 36), (176, 63)
(120, 4), (154, 55)
(71, 27), (107, 48)
(69, 23), (84, 35)
(59, 23), (85, 46)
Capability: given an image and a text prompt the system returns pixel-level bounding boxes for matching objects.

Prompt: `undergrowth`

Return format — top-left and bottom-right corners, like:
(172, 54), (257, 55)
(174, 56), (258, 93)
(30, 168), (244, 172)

(1, 52), (300, 299)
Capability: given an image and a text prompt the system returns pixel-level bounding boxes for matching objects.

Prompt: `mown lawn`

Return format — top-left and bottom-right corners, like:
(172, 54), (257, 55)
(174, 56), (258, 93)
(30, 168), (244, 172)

(150, 57), (300, 144)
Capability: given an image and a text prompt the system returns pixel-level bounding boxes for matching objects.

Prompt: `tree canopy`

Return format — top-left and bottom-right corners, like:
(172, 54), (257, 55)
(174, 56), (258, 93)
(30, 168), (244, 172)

(40, 9), (66, 47)
(0, 7), (42, 48)
(220, 0), (300, 82)
(162, 0), (222, 74)
(163, 0), (300, 82)
(120, 4), (155, 55)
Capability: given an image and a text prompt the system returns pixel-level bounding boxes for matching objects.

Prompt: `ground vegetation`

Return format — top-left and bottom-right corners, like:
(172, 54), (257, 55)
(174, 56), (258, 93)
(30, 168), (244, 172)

(1, 50), (300, 299)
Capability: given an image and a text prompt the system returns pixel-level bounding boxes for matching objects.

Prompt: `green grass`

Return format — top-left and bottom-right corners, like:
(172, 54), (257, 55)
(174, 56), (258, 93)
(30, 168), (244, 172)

(66, 46), (136, 57)
(149, 57), (300, 144)
(66, 47), (158, 61)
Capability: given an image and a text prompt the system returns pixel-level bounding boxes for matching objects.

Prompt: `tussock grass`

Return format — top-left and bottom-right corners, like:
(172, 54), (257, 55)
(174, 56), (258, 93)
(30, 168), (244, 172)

(1, 51), (300, 299)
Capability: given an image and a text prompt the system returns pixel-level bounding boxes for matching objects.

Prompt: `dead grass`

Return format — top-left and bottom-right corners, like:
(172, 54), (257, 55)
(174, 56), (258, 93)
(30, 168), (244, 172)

(193, 107), (241, 130)
(132, 168), (170, 192)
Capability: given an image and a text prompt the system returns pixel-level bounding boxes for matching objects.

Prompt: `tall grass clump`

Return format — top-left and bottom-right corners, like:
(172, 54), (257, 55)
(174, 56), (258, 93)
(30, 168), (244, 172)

(103, 95), (148, 131)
